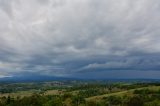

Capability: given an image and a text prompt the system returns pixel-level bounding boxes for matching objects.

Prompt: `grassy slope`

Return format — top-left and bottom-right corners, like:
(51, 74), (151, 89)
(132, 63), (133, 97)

(86, 86), (160, 101)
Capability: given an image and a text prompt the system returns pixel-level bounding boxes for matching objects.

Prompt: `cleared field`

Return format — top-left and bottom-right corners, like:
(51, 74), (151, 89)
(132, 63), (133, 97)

(0, 90), (64, 98)
(0, 91), (33, 98)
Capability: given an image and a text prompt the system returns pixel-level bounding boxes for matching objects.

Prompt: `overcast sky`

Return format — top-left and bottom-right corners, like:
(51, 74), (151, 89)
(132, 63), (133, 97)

(0, 0), (160, 79)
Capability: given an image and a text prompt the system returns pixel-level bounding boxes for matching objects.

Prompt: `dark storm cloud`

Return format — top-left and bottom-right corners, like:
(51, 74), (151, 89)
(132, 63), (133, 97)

(0, 0), (160, 78)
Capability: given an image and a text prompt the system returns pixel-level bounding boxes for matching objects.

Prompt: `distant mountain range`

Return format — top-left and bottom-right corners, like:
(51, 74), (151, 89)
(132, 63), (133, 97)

(0, 75), (76, 82)
(0, 75), (160, 83)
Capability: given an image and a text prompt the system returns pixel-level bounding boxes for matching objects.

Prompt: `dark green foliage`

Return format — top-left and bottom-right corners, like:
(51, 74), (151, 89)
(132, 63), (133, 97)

(72, 95), (85, 106)
(86, 101), (97, 106)
(45, 97), (63, 106)
(134, 89), (155, 95)
(63, 93), (72, 100)
(126, 96), (144, 106)
(105, 96), (122, 105)
(78, 89), (105, 98)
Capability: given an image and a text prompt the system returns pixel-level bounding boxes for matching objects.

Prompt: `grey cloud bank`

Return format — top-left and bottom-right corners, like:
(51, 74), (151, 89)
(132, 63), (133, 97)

(0, 0), (160, 79)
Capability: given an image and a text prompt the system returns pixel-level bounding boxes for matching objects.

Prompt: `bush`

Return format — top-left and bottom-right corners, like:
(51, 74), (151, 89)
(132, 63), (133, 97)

(127, 96), (144, 106)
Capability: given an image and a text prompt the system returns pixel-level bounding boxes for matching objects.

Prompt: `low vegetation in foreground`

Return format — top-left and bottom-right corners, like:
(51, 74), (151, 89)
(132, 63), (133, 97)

(0, 80), (160, 106)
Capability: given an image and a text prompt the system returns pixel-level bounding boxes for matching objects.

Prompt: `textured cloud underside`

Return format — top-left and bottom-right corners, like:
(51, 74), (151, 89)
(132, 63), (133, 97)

(0, 0), (160, 78)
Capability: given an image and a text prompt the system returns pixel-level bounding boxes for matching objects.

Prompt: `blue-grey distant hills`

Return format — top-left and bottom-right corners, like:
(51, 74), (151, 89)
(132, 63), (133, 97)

(0, 75), (75, 82)
(0, 75), (160, 83)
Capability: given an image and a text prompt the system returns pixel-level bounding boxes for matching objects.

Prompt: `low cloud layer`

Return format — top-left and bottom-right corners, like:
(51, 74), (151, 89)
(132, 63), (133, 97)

(0, 0), (160, 78)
